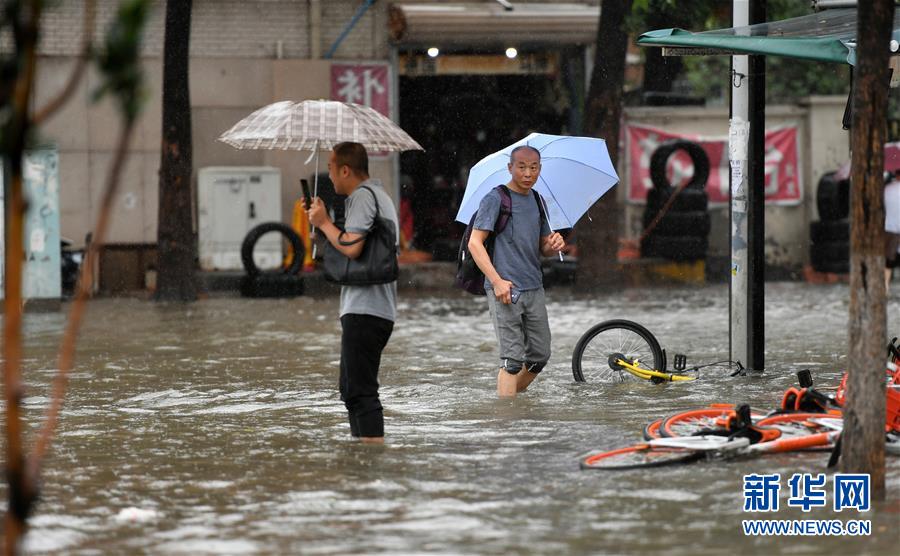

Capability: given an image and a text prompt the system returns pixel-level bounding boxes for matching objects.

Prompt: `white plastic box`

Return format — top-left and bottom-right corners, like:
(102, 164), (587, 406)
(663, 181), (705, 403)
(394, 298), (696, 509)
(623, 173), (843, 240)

(198, 166), (282, 271)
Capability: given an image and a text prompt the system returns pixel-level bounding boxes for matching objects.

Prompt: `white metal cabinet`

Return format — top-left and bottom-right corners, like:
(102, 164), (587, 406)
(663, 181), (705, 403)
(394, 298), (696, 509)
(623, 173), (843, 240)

(198, 167), (282, 271)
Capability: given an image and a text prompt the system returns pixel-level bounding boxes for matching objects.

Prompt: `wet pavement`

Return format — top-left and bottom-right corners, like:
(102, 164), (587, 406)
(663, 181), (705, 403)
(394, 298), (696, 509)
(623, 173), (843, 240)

(4, 282), (900, 554)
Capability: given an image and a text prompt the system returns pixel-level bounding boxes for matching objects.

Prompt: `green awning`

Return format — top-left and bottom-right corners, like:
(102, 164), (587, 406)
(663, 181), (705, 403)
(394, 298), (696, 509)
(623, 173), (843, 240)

(637, 8), (900, 65)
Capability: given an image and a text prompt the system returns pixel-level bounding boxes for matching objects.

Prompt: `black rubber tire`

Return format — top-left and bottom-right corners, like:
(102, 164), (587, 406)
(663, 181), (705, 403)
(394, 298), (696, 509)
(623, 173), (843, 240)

(810, 240), (849, 273)
(811, 258), (850, 274)
(241, 222), (304, 276)
(642, 210), (711, 237)
(572, 319), (664, 383)
(650, 139), (710, 191)
(816, 172), (850, 221)
(240, 273), (305, 298)
(810, 240), (849, 263)
(646, 186), (709, 213)
(810, 219), (849, 244)
(641, 234), (708, 261)
(580, 444), (703, 470)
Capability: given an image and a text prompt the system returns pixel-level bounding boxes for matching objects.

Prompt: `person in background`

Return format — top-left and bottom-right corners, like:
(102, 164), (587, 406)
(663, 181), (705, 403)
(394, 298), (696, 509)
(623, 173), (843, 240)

(885, 171), (900, 292)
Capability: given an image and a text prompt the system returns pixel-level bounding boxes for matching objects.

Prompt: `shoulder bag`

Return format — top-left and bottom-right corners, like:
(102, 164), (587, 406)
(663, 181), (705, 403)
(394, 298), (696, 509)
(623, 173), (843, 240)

(323, 185), (399, 285)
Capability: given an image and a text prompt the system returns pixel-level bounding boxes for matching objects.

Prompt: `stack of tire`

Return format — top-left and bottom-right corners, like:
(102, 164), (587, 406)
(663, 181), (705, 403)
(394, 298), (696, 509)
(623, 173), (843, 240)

(640, 139), (712, 261)
(240, 222), (305, 298)
(809, 171), (849, 274)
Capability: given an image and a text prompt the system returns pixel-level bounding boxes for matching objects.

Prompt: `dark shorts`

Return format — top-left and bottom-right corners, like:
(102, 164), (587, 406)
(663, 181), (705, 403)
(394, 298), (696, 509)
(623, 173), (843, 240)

(340, 313), (394, 437)
(887, 233), (900, 269)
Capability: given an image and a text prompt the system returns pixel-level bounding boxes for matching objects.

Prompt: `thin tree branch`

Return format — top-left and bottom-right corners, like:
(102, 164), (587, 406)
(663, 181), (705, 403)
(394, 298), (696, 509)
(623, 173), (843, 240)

(29, 118), (137, 480)
(32, 0), (95, 125)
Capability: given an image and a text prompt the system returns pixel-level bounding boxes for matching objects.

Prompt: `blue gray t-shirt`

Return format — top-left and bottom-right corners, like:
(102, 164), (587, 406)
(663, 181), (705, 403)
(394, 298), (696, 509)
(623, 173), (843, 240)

(340, 179), (398, 322)
(473, 186), (551, 291)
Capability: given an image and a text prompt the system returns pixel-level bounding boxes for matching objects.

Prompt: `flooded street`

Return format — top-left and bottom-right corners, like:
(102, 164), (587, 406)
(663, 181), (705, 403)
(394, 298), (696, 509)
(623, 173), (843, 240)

(5, 282), (900, 554)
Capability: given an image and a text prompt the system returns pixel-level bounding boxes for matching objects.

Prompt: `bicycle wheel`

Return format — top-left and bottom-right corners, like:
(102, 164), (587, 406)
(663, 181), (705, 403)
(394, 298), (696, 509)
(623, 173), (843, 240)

(755, 413), (843, 437)
(572, 320), (664, 383)
(659, 406), (766, 438)
(643, 419), (662, 440)
(580, 444), (702, 470)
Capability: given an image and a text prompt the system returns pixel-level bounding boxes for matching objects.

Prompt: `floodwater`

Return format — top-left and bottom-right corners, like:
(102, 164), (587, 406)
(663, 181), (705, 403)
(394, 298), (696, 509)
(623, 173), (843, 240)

(4, 282), (900, 554)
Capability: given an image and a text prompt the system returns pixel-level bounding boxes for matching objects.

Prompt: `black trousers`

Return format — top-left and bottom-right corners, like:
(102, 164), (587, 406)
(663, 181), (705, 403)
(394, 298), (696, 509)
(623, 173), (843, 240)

(339, 313), (394, 437)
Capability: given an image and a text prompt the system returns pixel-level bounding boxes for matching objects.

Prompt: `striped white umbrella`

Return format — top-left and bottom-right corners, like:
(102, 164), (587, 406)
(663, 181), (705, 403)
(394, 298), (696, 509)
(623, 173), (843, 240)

(219, 99), (422, 257)
(218, 100), (423, 152)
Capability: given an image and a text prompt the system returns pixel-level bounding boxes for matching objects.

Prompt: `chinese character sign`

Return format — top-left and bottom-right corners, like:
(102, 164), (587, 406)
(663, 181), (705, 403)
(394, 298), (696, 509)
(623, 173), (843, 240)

(743, 473), (781, 512)
(331, 63), (391, 119)
(626, 124), (801, 206)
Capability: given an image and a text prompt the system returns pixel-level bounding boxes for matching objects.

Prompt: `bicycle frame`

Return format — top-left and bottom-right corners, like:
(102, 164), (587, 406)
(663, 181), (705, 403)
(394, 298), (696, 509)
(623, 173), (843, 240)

(614, 357), (696, 382)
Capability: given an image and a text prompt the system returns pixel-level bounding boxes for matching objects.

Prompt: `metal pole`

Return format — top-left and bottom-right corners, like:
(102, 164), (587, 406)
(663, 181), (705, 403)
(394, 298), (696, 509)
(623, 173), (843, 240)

(747, 0), (766, 371)
(729, 0), (750, 369)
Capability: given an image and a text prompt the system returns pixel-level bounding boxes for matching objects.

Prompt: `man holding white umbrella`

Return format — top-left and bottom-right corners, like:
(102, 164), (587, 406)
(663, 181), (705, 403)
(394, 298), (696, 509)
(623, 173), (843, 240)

(308, 142), (398, 443)
(220, 100), (422, 442)
(469, 145), (565, 398)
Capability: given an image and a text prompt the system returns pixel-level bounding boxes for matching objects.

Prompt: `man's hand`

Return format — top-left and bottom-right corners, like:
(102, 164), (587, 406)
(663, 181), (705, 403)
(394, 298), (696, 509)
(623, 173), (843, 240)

(492, 278), (515, 305)
(307, 197), (330, 228)
(543, 232), (565, 254)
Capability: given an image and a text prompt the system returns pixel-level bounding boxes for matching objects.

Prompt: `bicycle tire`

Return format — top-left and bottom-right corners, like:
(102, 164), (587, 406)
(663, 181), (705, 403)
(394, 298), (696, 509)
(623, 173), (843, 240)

(643, 419), (662, 440)
(572, 319), (664, 383)
(755, 413), (843, 435)
(659, 406), (766, 438)
(580, 444), (703, 470)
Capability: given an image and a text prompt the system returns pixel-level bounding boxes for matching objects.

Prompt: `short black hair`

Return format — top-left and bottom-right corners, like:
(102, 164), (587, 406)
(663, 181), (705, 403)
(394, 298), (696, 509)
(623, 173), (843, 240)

(333, 142), (369, 176)
(510, 145), (541, 162)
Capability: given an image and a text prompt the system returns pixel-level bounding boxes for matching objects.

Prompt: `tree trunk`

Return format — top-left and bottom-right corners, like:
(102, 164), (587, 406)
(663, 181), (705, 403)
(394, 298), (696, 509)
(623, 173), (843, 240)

(156, 0), (196, 302)
(578, 0), (633, 288)
(841, 0), (893, 501)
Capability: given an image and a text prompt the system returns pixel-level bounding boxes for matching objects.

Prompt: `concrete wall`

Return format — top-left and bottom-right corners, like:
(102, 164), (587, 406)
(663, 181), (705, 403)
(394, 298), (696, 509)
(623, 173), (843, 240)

(30, 0), (398, 249)
(623, 97), (850, 274)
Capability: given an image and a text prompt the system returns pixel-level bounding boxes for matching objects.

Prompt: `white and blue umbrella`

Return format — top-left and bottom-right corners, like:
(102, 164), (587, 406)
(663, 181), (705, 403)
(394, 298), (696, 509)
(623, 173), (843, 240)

(455, 133), (619, 231)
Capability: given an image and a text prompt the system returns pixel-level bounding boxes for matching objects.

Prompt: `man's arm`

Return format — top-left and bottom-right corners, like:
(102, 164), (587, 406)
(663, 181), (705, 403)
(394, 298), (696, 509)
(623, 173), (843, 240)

(307, 197), (365, 259)
(469, 229), (513, 303)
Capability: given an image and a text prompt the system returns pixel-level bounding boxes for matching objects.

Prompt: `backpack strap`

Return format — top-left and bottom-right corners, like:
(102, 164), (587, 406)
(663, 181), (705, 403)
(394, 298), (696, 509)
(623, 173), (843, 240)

(532, 189), (547, 226)
(338, 185), (379, 246)
(494, 185), (547, 235)
(494, 185), (513, 234)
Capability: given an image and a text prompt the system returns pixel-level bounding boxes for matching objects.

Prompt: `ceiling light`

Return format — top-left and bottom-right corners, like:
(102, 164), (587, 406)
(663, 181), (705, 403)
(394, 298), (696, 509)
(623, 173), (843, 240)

(505, 47), (518, 59)
(427, 47), (439, 58)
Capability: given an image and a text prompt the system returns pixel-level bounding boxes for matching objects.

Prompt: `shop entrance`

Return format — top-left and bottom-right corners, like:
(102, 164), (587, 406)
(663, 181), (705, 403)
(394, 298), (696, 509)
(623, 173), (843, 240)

(398, 53), (582, 260)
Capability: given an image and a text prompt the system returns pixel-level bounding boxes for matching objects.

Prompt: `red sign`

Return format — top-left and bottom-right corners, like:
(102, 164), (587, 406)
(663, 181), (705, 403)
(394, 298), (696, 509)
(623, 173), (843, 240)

(625, 124), (801, 205)
(330, 63), (391, 118)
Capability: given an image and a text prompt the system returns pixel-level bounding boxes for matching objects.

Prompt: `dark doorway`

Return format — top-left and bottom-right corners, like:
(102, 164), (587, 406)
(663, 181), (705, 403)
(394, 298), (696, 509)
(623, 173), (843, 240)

(399, 73), (572, 260)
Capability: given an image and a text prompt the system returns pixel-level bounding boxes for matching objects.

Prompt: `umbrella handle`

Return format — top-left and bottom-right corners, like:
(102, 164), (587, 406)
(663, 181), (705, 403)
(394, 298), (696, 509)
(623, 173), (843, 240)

(538, 192), (564, 262)
(311, 150), (320, 259)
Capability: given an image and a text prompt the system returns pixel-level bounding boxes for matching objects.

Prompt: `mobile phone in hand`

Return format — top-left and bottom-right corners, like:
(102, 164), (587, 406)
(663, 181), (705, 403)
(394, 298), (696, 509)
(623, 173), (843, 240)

(301, 178), (312, 209)
(510, 288), (521, 304)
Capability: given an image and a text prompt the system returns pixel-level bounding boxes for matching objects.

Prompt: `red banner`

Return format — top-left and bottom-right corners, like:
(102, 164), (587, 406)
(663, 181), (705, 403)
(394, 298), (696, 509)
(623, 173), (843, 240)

(626, 124), (801, 205)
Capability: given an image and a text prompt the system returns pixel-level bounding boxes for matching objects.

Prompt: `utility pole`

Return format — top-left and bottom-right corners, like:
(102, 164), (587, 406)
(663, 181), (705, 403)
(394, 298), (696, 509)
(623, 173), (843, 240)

(729, 0), (765, 372)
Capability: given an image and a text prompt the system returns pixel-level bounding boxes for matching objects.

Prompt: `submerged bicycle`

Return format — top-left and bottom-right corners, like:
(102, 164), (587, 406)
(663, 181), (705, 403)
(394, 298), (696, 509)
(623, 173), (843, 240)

(571, 319), (743, 383)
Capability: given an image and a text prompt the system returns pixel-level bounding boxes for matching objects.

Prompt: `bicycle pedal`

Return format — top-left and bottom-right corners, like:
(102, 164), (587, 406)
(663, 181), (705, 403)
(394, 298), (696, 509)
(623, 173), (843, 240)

(673, 353), (687, 371)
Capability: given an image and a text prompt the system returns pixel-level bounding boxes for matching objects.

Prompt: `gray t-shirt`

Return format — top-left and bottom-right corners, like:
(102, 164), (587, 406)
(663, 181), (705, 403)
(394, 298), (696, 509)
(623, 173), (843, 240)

(473, 186), (551, 291)
(339, 179), (399, 322)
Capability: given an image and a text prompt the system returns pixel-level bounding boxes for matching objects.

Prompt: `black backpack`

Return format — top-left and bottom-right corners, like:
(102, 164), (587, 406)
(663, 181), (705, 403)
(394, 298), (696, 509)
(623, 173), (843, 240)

(454, 185), (546, 295)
